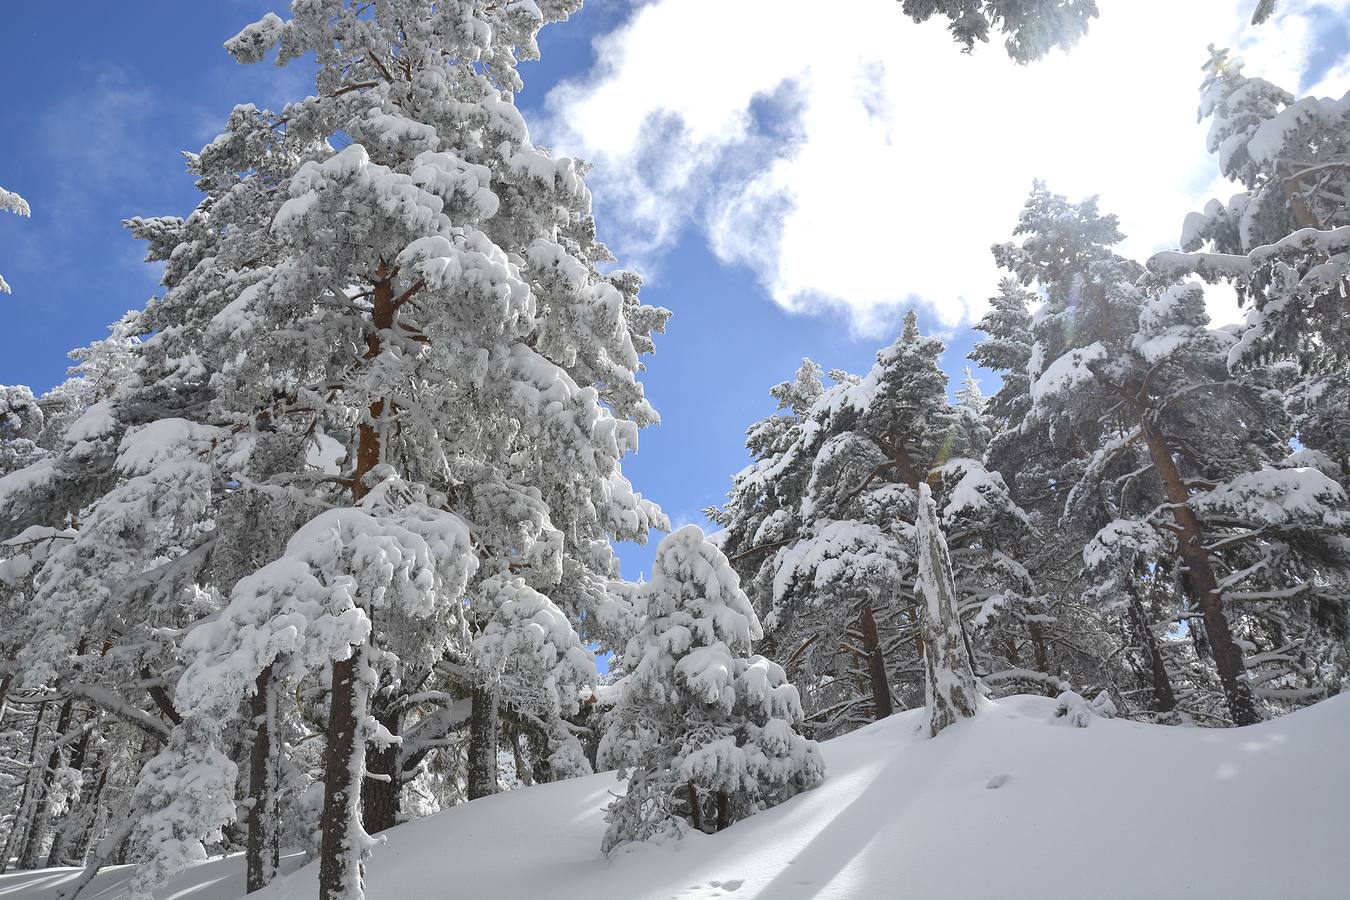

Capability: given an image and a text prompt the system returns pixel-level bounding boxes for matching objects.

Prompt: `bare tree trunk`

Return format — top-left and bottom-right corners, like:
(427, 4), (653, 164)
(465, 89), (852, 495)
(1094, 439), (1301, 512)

(467, 686), (499, 800)
(715, 791), (730, 832)
(1140, 420), (1259, 725)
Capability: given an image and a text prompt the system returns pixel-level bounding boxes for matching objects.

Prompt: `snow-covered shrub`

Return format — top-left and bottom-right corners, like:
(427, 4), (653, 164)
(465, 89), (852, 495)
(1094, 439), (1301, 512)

(599, 526), (823, 854)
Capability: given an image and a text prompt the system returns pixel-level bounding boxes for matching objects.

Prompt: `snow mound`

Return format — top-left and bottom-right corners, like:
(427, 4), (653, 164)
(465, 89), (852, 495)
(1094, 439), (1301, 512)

(7, 693), (1349, 899)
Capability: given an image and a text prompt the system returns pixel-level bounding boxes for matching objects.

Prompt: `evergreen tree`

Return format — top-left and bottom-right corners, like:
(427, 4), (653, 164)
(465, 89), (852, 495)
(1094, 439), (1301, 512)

(598, 526), (823, 854)
(715, 313), (1004, 739)
(1159, 48), (1350, 486)
(0, 2), (667, 896)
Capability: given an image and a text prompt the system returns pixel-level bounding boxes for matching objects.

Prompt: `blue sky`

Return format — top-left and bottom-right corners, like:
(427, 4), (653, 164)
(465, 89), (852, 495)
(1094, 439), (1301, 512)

(1, 1), (1346, 581)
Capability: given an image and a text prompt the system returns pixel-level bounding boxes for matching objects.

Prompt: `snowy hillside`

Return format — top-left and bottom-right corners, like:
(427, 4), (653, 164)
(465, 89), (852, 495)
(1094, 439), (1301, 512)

(7, 693), (1348, 900)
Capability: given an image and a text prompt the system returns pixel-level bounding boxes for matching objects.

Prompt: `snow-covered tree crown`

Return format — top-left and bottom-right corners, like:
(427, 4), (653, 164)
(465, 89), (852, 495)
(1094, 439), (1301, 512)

(898, 0), (1098, 62)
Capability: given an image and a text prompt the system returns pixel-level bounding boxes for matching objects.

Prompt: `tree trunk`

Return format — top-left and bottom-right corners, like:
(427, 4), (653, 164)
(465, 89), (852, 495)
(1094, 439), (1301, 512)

(0, 652), (14, 726)
(685, 782), (702, 832)
(45, 715), (93, 868)
(63, 744), (108, 868)
(467, 686), (499, 800)
(246, 666), (280, 893)
(318, 261), (395, 900)
(1028, 620), (1049, 675)
(0, 701), (47, 874)
(1139, 420), (1259, 725)
(1126, 588), (1176, 715)
(858, 604), (893, 719)
(319, 654), (362, 900)
(715, 791), (730, 832)
(510, 728), (533, 786)
(916, 484), (980, 737)
(360, 694), (403, 834)
(527, 727), (552, 785)
(19, 696), (75, 868)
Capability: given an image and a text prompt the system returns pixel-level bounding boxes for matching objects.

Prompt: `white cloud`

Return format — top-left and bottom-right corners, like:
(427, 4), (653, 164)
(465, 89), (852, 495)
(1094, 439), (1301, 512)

(542, 0), (1350, 334)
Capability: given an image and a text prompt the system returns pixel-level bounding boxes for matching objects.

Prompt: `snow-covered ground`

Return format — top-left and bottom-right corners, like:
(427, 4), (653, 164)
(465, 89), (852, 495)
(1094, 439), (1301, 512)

(7, 693), (1348, 900)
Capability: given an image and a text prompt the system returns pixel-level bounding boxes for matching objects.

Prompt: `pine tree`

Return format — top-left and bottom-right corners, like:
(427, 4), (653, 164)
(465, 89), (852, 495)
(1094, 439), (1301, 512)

(598, 526), (822, 854)
(948, 367), (992, 459)
(0, 2), (666, 895)
(715, 313), (1002, 738)
(1003, 179), (1350, 725)
(1158, 49), (1350, 487)
(1144, 54), (1350, 713)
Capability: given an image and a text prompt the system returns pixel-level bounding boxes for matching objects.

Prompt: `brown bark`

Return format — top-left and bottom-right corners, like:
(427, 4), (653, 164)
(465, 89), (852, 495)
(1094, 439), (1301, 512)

(685, 781), (702, 832)
(858, 604), (893, 719)
(1139, 420), (1259, 725)
(318, 654), (361, 900)
(246, 666), (279, 893)
(1028, 621), (1049, 675)
(715, 790), (731, 832)
(319, 261), (395, 900)
(142, 668), (183, 727)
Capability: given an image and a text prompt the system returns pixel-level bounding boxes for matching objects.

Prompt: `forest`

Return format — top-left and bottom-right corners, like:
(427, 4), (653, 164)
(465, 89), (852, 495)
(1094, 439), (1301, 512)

(0, 0), (1347, 898)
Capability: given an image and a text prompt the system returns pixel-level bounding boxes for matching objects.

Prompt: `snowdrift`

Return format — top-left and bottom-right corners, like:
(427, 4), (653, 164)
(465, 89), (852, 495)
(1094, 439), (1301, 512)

(6, 693), (1348, 900)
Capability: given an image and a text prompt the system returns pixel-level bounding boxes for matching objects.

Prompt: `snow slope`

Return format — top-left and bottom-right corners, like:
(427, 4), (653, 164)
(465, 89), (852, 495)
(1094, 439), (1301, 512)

(7, 693), (1349, 899)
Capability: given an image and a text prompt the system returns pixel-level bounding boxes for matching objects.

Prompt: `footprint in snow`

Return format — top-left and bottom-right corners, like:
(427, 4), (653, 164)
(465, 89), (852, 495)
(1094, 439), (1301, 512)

(986, 773), (1011, 789)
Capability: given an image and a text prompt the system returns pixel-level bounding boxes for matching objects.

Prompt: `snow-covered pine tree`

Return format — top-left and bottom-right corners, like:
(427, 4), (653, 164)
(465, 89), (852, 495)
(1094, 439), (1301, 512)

(598, 526), (822, 854)
(1002, 180), (1349, 725)
(1142, 54), (1350, 712)
(897, 0), (1097, 62)
(185, 2), (664, 895)
(0, 2), (667, 896)
(969, 278), (1036, 456)
(1154, 48), (1350, 490)
(947, 367), (992, 460)
(0, 185), (29, 294)
(715, 313), (998, 738)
